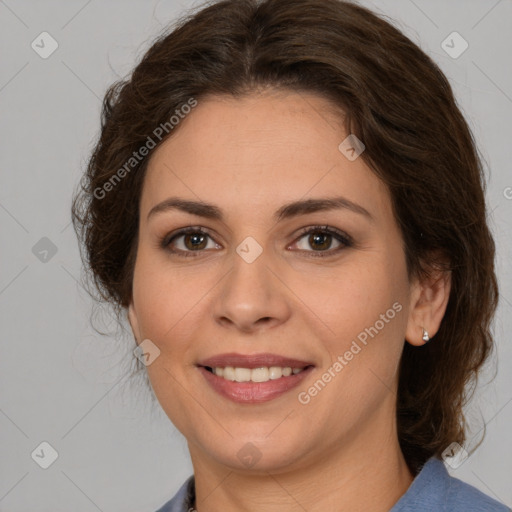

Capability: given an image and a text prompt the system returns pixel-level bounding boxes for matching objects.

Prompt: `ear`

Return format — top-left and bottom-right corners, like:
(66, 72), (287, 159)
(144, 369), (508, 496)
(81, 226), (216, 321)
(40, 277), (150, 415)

(127, 299), (141, 344)
(405, 263), (451, 346)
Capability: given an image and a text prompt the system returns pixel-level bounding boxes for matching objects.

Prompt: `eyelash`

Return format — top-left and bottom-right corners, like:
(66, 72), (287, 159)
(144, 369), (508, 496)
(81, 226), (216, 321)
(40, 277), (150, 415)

(159, 225), (353, 259)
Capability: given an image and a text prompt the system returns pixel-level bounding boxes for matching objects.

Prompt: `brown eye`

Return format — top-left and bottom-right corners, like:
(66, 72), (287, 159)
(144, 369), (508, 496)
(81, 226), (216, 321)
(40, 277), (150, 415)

(162, 227), (219, 257)
(306, 231), (335, 251)
(291, 225), (352, 257)
(182, 232), (208, 250)
(161, 225), (352, 259)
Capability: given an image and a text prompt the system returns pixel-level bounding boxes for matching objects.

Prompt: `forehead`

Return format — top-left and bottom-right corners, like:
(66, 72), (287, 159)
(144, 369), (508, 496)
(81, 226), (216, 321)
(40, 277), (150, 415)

(140, 90), (391, 225)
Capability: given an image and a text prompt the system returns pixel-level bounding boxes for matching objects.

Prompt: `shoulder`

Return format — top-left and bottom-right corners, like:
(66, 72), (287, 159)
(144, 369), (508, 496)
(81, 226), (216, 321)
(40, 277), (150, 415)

(154, 475), (195, 512)
(391, 457), (510, 512)
(444, 468), (510, 512)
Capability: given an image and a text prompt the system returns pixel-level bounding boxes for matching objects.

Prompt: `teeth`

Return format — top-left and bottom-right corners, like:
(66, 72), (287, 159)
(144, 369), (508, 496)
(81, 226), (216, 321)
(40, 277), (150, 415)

(211, 366), (305, 382)
(235, 367), (251, 382)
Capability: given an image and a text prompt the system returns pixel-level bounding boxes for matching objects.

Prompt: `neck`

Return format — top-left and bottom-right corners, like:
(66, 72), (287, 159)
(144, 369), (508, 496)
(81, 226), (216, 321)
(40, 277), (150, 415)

(188, 404), (414, 512)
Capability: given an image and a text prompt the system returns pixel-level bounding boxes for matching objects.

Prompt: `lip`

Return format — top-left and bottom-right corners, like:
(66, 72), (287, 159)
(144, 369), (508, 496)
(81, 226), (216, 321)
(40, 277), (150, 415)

(199, 366), (314, 403)
(198, 352), (314, 369)
(197, 352), (315, 404)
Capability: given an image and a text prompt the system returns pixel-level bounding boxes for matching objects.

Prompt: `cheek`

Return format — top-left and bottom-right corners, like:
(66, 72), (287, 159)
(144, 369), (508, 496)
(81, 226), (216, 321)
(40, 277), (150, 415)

(303, 253), (409, 387)
(298, 256), (406, 338)
(299, 269), (407, 429)
(131, 251), (208, 432)
(131, 247), (219, 355)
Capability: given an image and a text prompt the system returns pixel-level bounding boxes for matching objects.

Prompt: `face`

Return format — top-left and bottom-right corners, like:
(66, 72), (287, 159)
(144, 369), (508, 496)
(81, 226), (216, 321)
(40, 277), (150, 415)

(128, 89), (426, 473)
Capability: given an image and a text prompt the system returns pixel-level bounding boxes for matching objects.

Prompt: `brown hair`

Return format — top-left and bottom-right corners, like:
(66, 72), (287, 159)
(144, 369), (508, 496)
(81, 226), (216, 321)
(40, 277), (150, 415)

(71, 0), (499, 474)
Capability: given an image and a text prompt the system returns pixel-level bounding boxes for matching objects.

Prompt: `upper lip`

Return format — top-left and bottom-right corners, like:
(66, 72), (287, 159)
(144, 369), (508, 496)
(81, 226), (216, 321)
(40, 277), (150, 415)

(198, 352), (315, 369)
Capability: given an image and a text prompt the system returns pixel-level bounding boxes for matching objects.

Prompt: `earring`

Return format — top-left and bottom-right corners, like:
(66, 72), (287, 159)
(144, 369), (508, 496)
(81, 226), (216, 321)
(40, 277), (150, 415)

(422, 327), (430, 343)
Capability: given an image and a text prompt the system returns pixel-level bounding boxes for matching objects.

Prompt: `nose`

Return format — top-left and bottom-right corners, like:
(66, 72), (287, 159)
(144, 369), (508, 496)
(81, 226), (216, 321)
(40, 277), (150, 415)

(212, 250), (292, 334)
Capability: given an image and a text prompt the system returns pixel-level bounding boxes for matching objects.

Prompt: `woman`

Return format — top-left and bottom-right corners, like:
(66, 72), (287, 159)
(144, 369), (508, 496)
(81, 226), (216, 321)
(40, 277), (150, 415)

(71, 0), (509, 510)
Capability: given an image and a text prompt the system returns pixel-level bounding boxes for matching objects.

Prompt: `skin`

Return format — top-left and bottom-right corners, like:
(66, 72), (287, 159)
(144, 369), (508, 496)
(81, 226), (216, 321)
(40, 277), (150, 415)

(128, 89), (451, 512)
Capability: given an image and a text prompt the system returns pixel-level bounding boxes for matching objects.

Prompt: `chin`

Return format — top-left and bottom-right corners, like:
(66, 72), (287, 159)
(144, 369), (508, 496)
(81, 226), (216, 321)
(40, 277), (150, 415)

(200, 433), (311, 473)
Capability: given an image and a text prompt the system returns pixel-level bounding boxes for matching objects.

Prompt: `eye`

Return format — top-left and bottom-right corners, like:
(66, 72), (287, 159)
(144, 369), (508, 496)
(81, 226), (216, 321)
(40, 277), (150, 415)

(290, 225), (352, 257)
(161, 227), (220, 257)
(160, 225), (352, 258)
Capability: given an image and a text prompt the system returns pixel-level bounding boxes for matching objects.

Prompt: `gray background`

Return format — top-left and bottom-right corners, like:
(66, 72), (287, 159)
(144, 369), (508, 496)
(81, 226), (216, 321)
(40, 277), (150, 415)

(1, 0), (511, 510)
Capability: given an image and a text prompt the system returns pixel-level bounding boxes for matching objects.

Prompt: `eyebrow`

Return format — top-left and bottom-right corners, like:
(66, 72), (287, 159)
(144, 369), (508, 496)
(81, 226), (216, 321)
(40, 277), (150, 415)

(147, 196), (374, 223)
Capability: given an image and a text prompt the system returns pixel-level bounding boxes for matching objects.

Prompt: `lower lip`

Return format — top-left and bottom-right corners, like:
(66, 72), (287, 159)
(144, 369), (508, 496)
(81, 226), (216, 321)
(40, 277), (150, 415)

(199, 366), (314, 403)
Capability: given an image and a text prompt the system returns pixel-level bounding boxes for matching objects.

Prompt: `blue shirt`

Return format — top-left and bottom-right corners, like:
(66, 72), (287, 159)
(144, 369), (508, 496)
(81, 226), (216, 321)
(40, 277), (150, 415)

(155, 456), (510, 511)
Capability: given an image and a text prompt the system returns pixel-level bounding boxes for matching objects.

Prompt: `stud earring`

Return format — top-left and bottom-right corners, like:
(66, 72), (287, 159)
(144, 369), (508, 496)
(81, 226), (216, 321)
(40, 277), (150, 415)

(422, 327), (430, 343)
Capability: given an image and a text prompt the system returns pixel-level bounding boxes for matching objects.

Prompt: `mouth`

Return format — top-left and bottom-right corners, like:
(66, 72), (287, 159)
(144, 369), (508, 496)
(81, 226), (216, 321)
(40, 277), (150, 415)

(202, 365), (310, 382)
(197, 353), (315, 403)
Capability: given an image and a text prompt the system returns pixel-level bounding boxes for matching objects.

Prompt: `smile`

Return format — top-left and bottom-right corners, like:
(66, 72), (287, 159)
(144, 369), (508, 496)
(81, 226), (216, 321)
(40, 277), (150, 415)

(205, 365), (306, 382)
